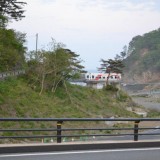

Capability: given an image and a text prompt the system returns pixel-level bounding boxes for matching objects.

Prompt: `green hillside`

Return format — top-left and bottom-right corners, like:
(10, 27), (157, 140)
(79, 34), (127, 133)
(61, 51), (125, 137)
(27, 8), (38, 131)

(1, 74), (159, 143)
(123, 28), (160, 83)
(0, 77), (138, 119)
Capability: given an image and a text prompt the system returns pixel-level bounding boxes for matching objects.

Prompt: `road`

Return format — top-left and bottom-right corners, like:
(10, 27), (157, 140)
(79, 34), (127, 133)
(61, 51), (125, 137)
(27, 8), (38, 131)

(132, 97), (160, 111)
(85, 126), (160, 142)
(0, 148), (160, 160)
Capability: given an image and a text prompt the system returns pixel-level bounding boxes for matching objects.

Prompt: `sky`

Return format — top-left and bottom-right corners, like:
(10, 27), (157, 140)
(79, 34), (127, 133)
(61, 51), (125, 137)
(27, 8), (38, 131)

(9, 0), (160, 72)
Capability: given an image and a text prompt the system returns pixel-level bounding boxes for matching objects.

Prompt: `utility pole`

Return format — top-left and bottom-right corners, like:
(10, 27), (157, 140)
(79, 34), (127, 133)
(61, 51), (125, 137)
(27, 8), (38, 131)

(36, 33), (38, 53)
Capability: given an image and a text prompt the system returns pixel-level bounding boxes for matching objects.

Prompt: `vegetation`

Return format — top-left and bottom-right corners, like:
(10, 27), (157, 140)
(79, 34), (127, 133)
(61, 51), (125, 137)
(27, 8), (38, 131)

(0, 28), (26, 71)
(0, 76), (138, 119)
(115, 45), (128, 60)
(0, 0), (26, 22)
(26, 40), (86, 95)
(147, 109), (160, 118)
(0, 1), (27, 72)
(98, 58), (124, 85)
(1, 1), (159, 143)
(122, 28), (160, 83)
(98, 59), (124, 74)
(0, 76), (140, 141)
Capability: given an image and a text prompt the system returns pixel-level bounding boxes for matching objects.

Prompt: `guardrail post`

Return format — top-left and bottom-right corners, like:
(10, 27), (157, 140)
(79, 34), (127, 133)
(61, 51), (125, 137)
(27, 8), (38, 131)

(57, 121), (63, 143)
(134, 121), (140, 141)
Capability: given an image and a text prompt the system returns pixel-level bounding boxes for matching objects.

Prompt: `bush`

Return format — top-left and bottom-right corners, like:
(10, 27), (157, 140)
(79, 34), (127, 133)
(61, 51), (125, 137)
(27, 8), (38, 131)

(104, 85), (118, 92)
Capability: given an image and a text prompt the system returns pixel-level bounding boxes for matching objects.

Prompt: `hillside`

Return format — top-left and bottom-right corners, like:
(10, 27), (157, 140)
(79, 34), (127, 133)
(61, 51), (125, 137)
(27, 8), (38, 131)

(123, 28), (160, 83)
(1, 76), (160, 143)
(0, 77), (139, 119)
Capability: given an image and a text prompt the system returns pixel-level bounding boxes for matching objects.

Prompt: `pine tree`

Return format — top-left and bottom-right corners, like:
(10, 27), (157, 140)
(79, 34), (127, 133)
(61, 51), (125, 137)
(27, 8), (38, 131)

(0, 0), (26, 21)
(98, 59), (124, 85)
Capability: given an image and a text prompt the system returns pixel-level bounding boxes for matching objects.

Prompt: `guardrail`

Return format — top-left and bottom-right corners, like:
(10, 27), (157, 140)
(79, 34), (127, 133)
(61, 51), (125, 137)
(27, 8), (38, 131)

(0, 118), (160, 143)
(0, 70), (25, 80)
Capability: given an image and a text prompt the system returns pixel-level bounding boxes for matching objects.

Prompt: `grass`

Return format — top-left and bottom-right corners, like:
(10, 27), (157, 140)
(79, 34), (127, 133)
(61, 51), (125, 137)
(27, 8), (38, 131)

(147, 109), (160, 117)
(0, 77), (141, 119)
(0, 77), (147, 142)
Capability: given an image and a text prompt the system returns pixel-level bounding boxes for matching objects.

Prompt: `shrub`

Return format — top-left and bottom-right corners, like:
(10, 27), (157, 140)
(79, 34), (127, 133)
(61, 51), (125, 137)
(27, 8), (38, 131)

(104, 85), (118, 92)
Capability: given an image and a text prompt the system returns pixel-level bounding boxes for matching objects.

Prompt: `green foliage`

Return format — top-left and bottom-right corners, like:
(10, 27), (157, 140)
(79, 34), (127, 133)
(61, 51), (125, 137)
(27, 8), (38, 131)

(54, 87), (68, 99)
(0, 78), (139, 119)
(98, 58), (124, 85)
(0, 78), (144, 141)
(123, 28), (160, 81)
(141, 50), (160, 71)
(99, 59), (124, 74)
(0, 0), (26, 22)
(147, 109), (160, 118)
(115, 45), (127, 60)
(117, 91), (130, 102)
(0, 95), (5, 105)
(0, 28), (26, 71)
(0, 15), (8, 28)
(26, 40), (86, 95)
(0, 77), (17, 95)
(104, 85), (119, 92)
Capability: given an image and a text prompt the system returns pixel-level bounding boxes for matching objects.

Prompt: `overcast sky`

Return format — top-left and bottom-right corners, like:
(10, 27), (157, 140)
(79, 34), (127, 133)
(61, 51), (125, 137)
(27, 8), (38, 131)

(9, 0), (160, 71)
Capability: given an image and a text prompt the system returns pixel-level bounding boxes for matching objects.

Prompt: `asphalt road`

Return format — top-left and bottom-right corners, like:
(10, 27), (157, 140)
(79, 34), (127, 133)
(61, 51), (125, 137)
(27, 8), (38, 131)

(0, 148), (160, 160)
(85, 127), (160, 142)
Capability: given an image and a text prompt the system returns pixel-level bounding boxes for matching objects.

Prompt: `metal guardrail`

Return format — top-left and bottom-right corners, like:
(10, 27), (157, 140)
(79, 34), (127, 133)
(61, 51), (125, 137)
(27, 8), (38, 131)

(0, 118), (160, 143)
(0, 70), (25, 79)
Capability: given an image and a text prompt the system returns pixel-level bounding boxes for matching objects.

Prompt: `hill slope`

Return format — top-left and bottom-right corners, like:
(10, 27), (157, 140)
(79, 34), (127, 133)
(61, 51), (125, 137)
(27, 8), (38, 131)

(1, 76), (158, 143)
(0, 77), (138, 118)
(123, 28), (160, 83)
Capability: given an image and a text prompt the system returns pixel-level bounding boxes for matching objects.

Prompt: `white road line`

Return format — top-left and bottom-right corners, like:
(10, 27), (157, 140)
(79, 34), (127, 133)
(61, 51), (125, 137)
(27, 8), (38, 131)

(1, 148), (160, 158)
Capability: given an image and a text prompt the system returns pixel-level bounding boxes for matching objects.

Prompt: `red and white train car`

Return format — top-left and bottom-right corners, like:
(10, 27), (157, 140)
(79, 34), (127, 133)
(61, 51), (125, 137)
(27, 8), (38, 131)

(85, 73), (121, 82)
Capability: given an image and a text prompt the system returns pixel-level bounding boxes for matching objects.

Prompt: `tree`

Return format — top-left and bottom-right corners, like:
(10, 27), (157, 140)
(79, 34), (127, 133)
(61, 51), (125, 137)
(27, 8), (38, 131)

(98, 58), (124, 85)
(123, 28), (160, 83)
(120, 45), (127, 59)
(0, 28), (26, 71)
(0, 1), (27, 72)
(0, 0), (26, 21)
(27, 40), (86, 95)
(115, 45), (127, 60)
(0, 14), (8, 28)
(114, 54), (121, 60)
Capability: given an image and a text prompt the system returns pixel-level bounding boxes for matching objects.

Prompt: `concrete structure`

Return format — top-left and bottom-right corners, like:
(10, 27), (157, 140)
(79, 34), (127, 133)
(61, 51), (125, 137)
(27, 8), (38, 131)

(0, 140), (160, 154)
